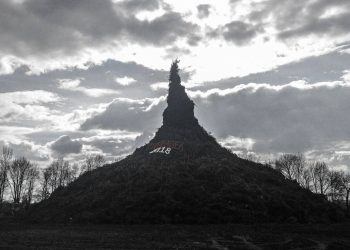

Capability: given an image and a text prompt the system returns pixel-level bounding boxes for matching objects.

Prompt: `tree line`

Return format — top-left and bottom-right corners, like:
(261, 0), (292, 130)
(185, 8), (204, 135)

(274, 153), (350, 214)
(0, 146), (106, 207)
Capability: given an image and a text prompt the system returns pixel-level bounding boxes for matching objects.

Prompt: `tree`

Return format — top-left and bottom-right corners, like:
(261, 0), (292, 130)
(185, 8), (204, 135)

(25, 165), (39, 205)
(81, 154), (105, 173)
(46, 158), (70, 192)
(328, 170), (345, 202)
(39, 159), (79, 201)
(48, 160), (59, 193)
(308, 161), (331, 195)
(275, 153), (305, 184)
(340, 172), (350, 216)
(0, 146), (12, 203)
(40, 167), (51, 201)
(68, 163), (79, 183)
(314, 162), (330, 195)
(300, 168), (312, 190)
(309, 162), (319, 193)
(57, 158), (70, 187)
(8, 157), (31, 204)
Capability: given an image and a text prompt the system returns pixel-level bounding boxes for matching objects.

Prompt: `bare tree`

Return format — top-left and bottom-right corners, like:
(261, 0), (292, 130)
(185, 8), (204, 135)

(0, 146), (13, 203)
(300, 168), (312, 190)
(40, 167), (51, 201)
(82, 156), (94, 173)
(39, 159), (79, 200)
(340, 172), (350, 216)
(46, 158), (69, 192)
(48, 161), (59, 193)
(313, 161), (330, 195)
(57, 158), (69, 187)
(8, 157), (31, 204)
(25, 165), (39, 205)
(328, 170), (345, 202)
(309, 162), (319, 193)
(67, 163), (79, 183)
(81, 154), (105, 173)
(93, 155), (105, 168)
(275, 153), (305, 184)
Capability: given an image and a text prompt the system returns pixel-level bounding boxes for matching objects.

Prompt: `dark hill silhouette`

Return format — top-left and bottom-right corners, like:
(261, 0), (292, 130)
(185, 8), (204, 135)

(29, 61), (341, 223)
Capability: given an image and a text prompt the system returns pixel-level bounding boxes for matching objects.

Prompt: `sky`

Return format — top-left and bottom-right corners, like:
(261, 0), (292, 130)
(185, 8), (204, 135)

(1, 0), (350, 172)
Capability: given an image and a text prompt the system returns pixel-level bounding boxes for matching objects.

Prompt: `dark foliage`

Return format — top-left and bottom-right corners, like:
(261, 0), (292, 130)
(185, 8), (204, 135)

(28, 61), (342, 224)
(163, 60), (199, 128)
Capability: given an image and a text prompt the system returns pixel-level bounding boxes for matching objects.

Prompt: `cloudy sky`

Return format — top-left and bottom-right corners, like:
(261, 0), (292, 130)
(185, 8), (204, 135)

(1, 0), (350, 171)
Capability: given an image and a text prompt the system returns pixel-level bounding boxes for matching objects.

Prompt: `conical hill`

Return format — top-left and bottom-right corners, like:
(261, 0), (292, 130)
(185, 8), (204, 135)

(29, 61), (341, 224)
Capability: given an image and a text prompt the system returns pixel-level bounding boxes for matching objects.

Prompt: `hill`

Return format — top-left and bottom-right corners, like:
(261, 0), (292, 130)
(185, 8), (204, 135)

(29, 61), (341, 223)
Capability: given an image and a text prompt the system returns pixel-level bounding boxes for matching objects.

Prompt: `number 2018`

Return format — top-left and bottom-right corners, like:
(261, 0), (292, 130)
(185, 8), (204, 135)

(149, 147), (171, 154)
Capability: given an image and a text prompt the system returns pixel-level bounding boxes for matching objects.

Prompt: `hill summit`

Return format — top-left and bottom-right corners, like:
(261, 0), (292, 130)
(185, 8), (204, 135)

(30, 61), (339, 223)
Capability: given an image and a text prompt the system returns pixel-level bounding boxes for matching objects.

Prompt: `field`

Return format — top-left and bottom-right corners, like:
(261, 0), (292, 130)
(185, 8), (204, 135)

(0, 223), (349, 249)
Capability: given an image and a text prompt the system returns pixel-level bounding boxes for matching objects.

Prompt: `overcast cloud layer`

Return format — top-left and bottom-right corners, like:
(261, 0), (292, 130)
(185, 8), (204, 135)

(1, 0), (350, 172)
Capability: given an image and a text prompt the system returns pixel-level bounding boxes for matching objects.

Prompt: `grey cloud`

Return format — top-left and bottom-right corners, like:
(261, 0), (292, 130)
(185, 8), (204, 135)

(187, 34), (202, 46)
(193, 82), (350, 155)
(279, 12), (350, 39)
(0, 0), (199, 69)
(208, 21), (261, 45)
(0, 140), (49, 162)
(82, 137), (134, 156)
(197, 4), (211, 19)
(246, 0), (350, 39)
(82, 132), (153, 158)
(133, 131), (154, 148)
(164, 46), (191, 60)
(50, 135), (83, 155)
(118, 0), (161, 13)
(126, 12), (200, 46)
(0, 59), (176, 102)
(80, 97), (166, 132)
(222, 21), (261, 45)
(26, 129), (137, 159)
(0, 0), (122, 56)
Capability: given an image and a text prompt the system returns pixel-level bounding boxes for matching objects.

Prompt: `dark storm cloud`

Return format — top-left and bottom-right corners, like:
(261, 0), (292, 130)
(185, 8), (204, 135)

(118, 0), (161, 13)
(279, 13), (350, 39)
(164, 46), (191, 60)
(0, 0), (199, 63)
(50, 135), (83, 155)
(207, 21), (262, 45)
(0, 0), (122, 56)
(80, 97), (166, 132)
(187, 34), (202, 46)
(222, 21), (261, 45)
(246, 0), (350, 39)
(197, 4), (211, 19)
(0, 59), (181, 101)
(193, 81), (350, 154)
(125, 12), (199, 46)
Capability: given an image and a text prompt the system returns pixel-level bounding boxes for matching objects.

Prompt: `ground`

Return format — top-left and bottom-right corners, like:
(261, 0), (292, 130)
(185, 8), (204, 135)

(0, 223), (349, 249)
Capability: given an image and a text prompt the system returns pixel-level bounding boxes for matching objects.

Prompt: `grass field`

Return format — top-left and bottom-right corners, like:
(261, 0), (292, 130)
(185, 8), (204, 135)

(0, 223), (349, 249)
